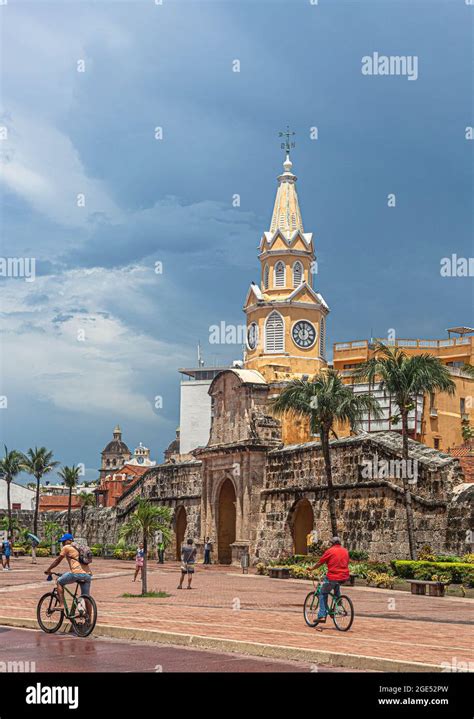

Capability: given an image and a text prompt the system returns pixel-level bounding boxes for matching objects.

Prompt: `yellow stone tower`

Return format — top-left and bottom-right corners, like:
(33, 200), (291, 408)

(243, 135), (329, 382)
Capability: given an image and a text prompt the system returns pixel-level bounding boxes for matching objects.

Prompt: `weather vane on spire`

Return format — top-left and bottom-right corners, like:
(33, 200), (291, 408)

(279, 125), (295, 155)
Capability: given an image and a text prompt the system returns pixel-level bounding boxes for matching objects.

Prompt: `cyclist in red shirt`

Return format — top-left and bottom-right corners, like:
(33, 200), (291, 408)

(308, 537), (350, 623)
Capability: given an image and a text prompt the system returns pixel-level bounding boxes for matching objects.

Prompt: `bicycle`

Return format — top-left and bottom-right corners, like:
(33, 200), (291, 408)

(37, 572), (97, 637)
(303, 577), (354, 631)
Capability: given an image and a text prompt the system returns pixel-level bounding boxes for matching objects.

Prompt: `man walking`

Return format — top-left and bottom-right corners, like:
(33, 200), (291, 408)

(178, 538), (197, 590)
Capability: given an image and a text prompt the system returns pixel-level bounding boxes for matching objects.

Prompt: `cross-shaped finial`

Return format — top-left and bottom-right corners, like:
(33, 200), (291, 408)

(278, 125), (295, 155)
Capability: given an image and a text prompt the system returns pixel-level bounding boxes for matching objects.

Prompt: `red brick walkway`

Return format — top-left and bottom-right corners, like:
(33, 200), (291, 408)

(1, 558), (473, 670)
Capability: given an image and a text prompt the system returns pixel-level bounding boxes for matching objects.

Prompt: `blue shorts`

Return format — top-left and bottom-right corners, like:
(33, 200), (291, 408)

(58, 572), (92, 596)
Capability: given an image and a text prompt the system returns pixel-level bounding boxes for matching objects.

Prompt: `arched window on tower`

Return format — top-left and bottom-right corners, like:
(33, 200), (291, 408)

(320, 317), (326, 359)
(274, 261), (285, 288)
(265, 311), (285, 353)
(263, 264), (269, 290)
(292, 261), (303, 288)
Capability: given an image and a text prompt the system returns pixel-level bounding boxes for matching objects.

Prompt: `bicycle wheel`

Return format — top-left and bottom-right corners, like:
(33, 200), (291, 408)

(303, 591), (320, 627)
(332, 594), (354, 631)
(70, 594), (97, 637)
(37, 592), (64, 633)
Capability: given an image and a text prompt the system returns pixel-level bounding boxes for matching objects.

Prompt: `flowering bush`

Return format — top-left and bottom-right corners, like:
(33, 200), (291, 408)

(365, 571), (394, 589)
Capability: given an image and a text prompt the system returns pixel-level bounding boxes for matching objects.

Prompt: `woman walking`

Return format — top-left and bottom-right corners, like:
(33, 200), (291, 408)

(2, 536), (12, 571)
(133, 542), (144, 582)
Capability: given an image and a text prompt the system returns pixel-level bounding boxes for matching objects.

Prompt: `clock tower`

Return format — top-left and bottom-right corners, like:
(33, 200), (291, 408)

(243, 132), (329, 381)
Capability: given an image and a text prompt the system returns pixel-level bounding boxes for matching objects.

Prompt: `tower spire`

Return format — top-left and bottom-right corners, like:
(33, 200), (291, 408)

(270, 126), (303, 236)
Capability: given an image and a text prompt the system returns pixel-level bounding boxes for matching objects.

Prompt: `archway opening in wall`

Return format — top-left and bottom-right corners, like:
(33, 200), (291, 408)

(175, 505), (187, 560)
(218, 478), (236, 564)
(292, 499), (314, 555)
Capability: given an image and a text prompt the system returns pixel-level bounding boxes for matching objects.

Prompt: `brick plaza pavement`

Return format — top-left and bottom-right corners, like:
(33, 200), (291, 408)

(1, 557), (472, 671)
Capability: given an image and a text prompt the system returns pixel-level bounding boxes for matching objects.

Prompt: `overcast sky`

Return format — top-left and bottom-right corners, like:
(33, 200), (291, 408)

(1, 0), (472, 481)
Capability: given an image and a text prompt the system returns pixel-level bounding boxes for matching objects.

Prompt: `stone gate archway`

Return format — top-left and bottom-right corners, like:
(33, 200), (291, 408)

(292, 498), (314, 555)
(175, 505), (187, 560)
(217, 478), (236, 564)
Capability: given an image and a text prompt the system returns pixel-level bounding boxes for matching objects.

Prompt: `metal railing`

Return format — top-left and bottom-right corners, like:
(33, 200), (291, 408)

(334, 337), (472, 352)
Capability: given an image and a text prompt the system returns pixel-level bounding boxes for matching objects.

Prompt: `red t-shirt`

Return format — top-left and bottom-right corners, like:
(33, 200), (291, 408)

(317, 545), (350, 581)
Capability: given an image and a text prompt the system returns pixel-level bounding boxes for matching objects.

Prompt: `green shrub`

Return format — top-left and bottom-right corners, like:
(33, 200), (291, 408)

(13, 546), (26, 556)
(431, 574), (451, 584)
(256, 562), (268, 575)
(350, 561), (368, 577)
(462, 554), (474, 565)
(270, 554), (319, 566)
(288, 565), (321, 580)
(418, 545), (436, 562)
(460, 566), (474, 588)
(414, 566), (437, 581)
(366, 571), (394, 589)
(91, 545), (103, 557)
(392, 560), (472, 583)
(113, 548), (125, 560)
(35, 548), (50, 558)
(434, 555), (462, 563)
(366, 560), (393, 574)
(349, 550), (369, 561)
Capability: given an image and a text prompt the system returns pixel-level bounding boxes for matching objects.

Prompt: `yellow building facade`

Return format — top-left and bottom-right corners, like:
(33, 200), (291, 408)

(242, 148), (473, 453)
(332, 334), (474, 452)
(243, 152), (329, 383)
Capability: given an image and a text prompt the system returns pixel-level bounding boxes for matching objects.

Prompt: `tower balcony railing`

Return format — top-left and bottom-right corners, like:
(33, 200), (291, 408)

(334, 337), (471, 352)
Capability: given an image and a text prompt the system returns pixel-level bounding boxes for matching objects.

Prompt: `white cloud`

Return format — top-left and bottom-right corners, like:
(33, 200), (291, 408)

(0, 266), (186, 422)
(1, 110), (121, 227)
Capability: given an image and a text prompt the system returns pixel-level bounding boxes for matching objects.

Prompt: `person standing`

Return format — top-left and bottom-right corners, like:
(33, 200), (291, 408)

(2, 536), (12, 571)
(203, 536), (212, 565)
(158, 540), (165, 564)
(178, 538), (197, 590)
(133, 542), (144, 582)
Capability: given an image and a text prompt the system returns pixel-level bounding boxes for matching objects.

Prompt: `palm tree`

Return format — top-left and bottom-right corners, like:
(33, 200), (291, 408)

(22, 447), (59, 562)
(461, 362), (474, 378)
(0, 447), (24, 534)
(58, 465), (82, 533)
(78, 490), (96, 523)
(271, 370), (382, 537)
(119, 499), (173, 595)
(353, 342), (456, 559)
(0, 515), (22, 541)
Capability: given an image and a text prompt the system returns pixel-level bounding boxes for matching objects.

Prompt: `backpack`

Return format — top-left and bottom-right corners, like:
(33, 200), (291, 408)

(73, 541), (93, 565)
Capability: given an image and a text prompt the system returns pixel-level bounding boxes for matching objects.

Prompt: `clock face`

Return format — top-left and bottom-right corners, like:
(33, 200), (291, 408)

(292, 320), (317, 349)
(137, 456), (144, 464)
(247, 322), (259, 351)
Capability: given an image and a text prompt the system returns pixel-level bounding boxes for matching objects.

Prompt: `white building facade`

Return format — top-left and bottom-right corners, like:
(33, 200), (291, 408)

(0, 480), (35, 511)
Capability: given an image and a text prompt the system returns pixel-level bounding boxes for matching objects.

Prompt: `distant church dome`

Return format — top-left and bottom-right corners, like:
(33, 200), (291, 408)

(102, 425), (131, 457)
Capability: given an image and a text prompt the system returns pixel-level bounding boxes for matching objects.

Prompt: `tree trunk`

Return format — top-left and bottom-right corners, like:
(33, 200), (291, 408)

(67, 487), (72, 533)
(142, 533), (148, 596)
(33, 476), (40, 536)
(32, 475), (39, 564)
(6, 479), (12, 535)
(321, 428), (338, 537)
(401, 410), (417, 560)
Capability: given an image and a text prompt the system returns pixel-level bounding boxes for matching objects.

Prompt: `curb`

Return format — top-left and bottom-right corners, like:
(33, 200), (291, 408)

(0, 616), (443, 672)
